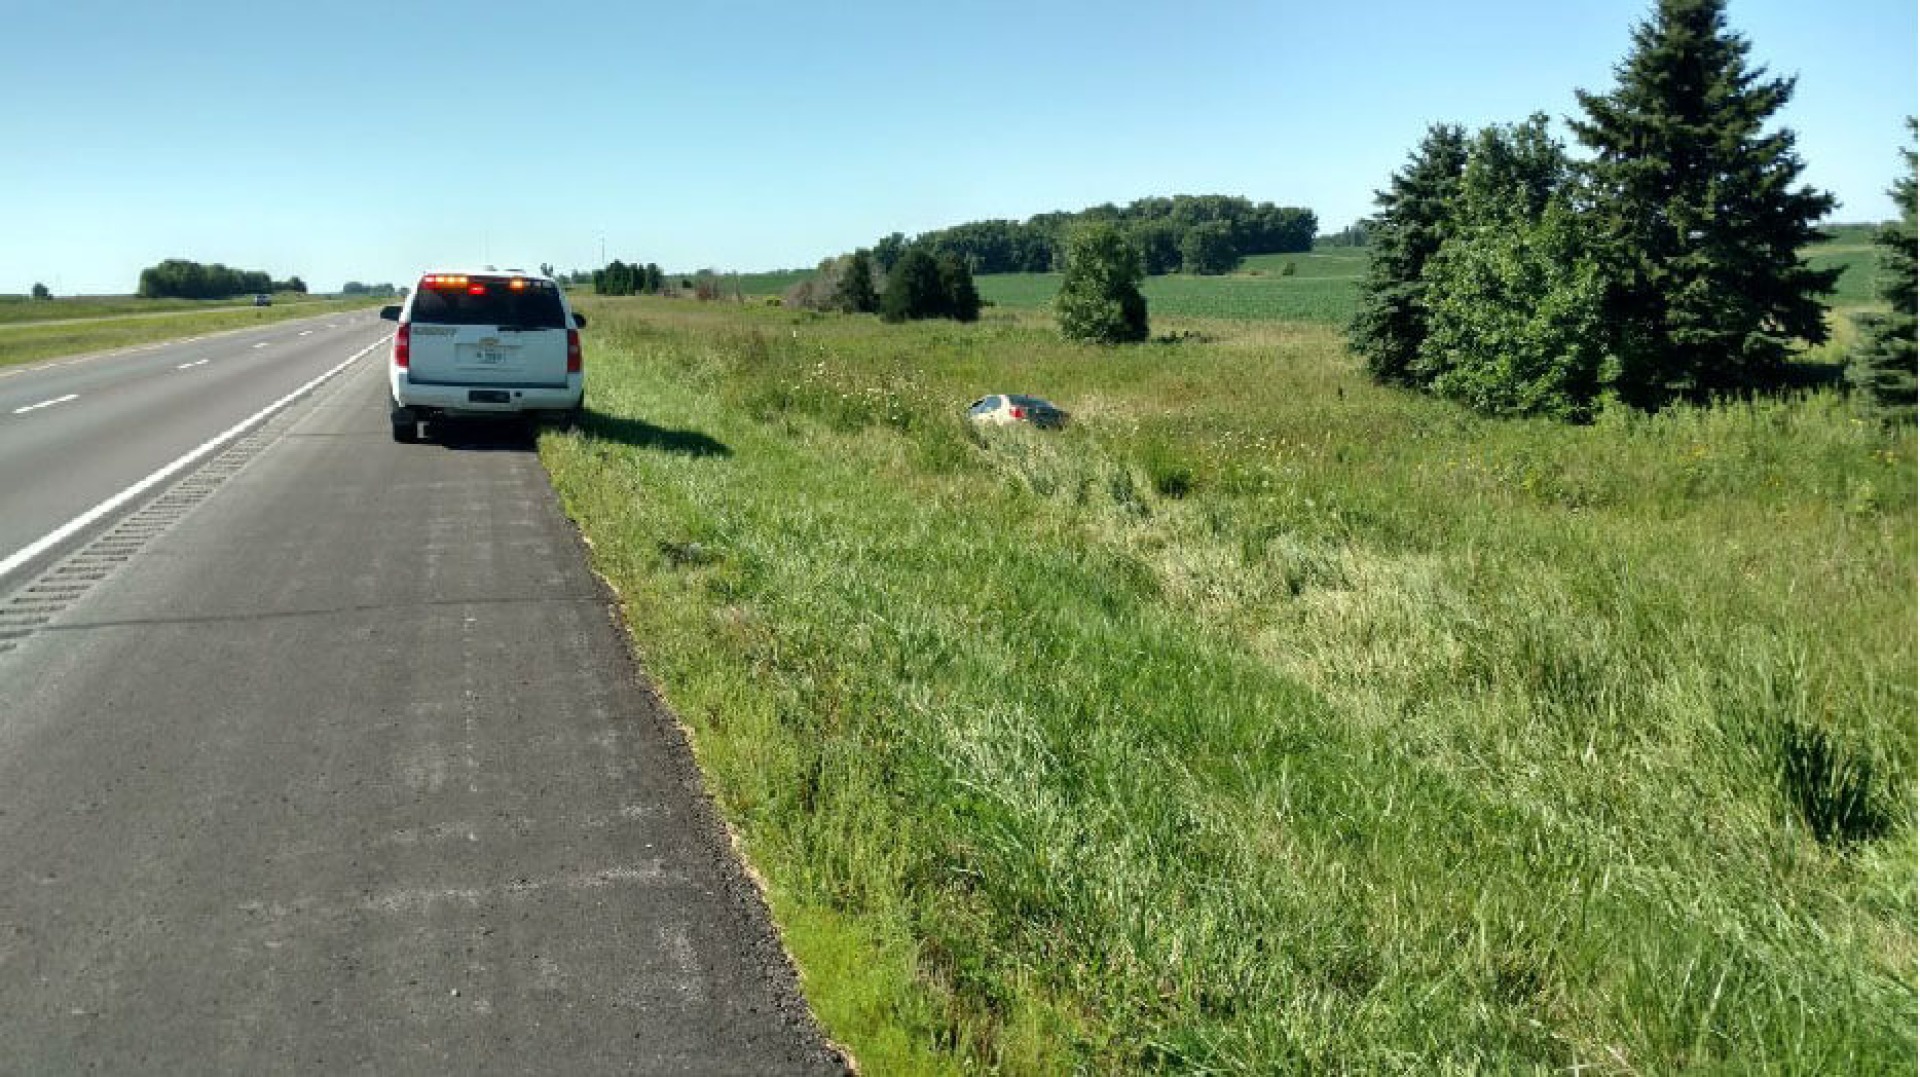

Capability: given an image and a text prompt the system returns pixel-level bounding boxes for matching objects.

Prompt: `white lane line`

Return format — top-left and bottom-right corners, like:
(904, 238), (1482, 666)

(12, 393), (79, 415)
(177, 359), (209, 370)
(327, 323), (339, 328)
(298, 330), (313, 336)
(0, 335), (391, 584)
(252, 342), (270, 349)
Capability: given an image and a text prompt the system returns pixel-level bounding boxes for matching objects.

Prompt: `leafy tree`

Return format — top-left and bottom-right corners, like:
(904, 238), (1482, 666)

(936, 253), (980, 322)
(1421, 200), (1609, 419)
(1130, 220), (1184, 275)
(1572, 0), (1837, 407)
(1848, 119), (1918, 420)
(1348, 124), (1469, 385)
(873, 233), (909, 276)
(539, 262), (555, 278)
(1180, 220), (1240, 275)
(136, 259), (282, 299)
(1415, 117), (1607, 418)
(31, 282), (50, 300)
(881, 250), (946, 323)
(833, 248), (879, 313)
(1055, 223), (1148, 344)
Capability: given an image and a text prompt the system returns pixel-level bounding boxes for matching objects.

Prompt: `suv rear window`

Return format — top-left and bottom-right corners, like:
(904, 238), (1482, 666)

(410, 277), (565, 328)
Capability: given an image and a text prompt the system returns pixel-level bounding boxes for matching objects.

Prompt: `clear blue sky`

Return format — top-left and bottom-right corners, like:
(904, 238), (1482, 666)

(3, 0), (1913, 294)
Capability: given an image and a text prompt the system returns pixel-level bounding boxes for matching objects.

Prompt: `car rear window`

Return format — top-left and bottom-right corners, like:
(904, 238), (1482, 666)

(410, 277), (566, 328)
(1009, 395), (1054, 408)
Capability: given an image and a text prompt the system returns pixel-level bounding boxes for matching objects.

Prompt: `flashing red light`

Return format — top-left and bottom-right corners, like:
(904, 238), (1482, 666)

(467, 283), (486, 296)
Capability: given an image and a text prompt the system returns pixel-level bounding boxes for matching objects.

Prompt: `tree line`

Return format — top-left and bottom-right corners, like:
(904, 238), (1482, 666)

(593, 259), (664, 296)
(136, 259), (305, 300)
(870, 194), (1316, 278)
(1348, 0), (1910, 421)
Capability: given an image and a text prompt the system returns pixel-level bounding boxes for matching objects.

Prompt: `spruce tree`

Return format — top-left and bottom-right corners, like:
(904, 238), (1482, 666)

(1848, 119), (1918, 420)
(1054, 223), (1148, 344)
(1572, 0), (1837, 407)
(1348, 124), (1468, 386)
(881, 250), (944, 323)
(935, 253), (980, 322)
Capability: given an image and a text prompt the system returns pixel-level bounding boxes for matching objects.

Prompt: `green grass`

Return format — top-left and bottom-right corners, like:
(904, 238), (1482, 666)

(541, 298), (1915, 1073)
(0, 295), (388, 368)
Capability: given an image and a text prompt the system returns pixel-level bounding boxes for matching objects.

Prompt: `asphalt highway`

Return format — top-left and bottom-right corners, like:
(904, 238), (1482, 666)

(0, 330), (844, 1072)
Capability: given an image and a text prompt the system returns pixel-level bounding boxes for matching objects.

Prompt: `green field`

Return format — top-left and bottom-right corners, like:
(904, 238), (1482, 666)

(0, 294), (387, 369)
(1807, 222), (1888, 309)
(539, 294), (1915, 1072)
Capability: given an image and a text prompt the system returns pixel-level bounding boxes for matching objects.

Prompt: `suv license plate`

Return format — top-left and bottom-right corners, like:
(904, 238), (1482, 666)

(468, 390), (510, 404)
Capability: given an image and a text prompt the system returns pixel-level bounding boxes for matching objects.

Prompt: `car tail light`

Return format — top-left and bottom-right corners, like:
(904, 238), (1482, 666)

(567, 329), (582, 373)
(1009, 406), (1026, 420)
(394, 323), (410, 369)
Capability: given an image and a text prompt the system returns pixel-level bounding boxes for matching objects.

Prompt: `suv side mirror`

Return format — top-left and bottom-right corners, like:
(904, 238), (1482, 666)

(379, 305), (401, 321)
(572, 312), (587, 329)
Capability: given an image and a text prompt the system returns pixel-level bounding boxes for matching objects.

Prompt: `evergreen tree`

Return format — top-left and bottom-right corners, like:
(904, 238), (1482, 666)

(31, 282), (50, 300)
(1055, 223), (1148, 344)
(834, 249), (879, 314)
(1348, 124), (1469, 386)
(1572, 0), (1837, 407)
(881, 250), (945, 323)
(936, 253), (980, 322)
(1848, 119), (1918, 420)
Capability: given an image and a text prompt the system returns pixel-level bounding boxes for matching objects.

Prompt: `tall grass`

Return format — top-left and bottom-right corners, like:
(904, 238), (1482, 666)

(542, 298), (1914, 1072)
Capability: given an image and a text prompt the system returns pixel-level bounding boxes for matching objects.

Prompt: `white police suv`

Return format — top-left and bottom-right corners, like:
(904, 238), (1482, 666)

(380, 269), (585, 442)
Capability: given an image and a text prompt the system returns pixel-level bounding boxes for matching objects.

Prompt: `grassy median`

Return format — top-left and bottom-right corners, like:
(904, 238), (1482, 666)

(0, 295), (387, 369)
(539, 297), (1914, 1073)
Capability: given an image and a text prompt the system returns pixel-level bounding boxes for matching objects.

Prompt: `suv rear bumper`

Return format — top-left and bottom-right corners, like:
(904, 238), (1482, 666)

(391, 370), (583, 414)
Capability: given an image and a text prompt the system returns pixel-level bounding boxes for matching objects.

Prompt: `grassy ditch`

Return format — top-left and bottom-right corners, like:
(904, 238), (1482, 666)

(541, 297), (1914, 1072)
(0, 295), (387, 368)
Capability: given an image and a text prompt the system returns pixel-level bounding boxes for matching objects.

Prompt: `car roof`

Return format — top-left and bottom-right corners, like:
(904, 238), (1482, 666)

(415, 267), (553, 281)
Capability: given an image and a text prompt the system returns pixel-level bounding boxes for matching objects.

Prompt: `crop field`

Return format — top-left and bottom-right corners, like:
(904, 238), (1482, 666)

(978, 267), (1362, 326)
(1806, 222), (1889, 310)
(540, 289), (1915, 1072)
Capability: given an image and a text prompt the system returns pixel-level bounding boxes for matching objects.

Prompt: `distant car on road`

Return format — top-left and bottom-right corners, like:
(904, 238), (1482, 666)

(252, 294), (271, 306)
(967, 393), (1069, 429)
(380, 269), (586, 443)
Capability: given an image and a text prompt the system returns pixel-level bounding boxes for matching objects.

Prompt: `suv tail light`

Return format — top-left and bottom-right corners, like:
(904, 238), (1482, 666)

(394, 323), (410, 369)
(1008, 406), (1026, 420)
(566, 329), (582, 373)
